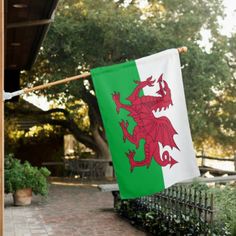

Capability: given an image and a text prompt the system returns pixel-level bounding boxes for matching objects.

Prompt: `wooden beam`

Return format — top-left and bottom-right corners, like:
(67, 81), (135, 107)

(7, 19), (53, 29)
(0, 0), (4, 234)
(196, 155), (234, 162)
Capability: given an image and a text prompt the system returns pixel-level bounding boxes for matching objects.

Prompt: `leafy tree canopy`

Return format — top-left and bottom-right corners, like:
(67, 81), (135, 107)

(18, 0), (235, 157)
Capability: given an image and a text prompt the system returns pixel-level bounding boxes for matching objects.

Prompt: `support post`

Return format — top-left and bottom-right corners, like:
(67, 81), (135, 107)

(0, 0), (4, 233)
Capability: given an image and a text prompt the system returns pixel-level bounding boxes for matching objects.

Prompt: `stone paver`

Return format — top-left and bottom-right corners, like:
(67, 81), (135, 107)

(5, 183), (147, 236)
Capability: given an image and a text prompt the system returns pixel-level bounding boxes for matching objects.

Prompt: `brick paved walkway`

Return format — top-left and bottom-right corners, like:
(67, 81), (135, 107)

(4, 182), (147, 236)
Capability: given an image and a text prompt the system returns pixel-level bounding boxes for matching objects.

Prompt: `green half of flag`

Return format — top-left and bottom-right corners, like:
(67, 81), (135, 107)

(91, 61), (165, 199)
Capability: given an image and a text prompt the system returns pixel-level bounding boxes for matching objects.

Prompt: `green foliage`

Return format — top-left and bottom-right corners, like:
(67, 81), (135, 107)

(4, 154), (51, 196)
(115, 183), (236, 235)
(21, 0), (236, 155)
(116, 199), (228, 235)
(209, 185), (236, 236)
(185, 183), (236, 235)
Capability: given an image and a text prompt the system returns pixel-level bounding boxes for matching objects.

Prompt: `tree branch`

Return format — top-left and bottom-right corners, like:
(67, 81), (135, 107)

(44, 108), (70, 117)
(42, 118), (99, 152)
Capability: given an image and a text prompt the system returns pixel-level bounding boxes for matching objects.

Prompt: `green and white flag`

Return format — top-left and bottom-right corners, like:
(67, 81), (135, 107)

(91, 49), (199, 199)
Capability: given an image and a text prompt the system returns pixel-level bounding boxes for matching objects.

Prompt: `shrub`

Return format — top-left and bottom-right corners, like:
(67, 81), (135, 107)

(5, 153), (51, 196)
(115, 183), (235, 235)
(209, 185), (236, 236)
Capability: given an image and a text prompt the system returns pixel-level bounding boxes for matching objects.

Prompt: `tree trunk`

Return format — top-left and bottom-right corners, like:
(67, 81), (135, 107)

(92, 127), (111, 160)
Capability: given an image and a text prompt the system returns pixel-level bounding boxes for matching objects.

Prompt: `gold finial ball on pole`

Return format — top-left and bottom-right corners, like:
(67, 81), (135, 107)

(177, 46), (188, 54)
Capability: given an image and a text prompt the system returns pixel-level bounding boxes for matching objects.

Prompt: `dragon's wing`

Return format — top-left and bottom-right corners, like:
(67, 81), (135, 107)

(140, 115), (179, 150)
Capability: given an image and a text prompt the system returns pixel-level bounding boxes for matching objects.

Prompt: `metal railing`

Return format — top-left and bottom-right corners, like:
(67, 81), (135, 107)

(116, 185), (215, 235)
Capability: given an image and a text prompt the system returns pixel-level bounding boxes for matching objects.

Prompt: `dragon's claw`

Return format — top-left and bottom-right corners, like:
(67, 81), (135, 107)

(112, 92), (121, 113)
(120, 120), (127, 128)
(146, 161), (151, 169)
(120, 120), (129, 142)
(126, 150), (136, 172)
(126, 150), (135, 158)
(112, 91), (120, 98)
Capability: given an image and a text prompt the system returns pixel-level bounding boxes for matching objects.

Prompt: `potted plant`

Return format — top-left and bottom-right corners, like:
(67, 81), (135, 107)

(4, 153), (51, 206)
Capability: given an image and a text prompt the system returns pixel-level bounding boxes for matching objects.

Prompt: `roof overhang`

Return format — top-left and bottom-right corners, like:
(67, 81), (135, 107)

(5, 0), (59, 70)
(5, 0), (59, 93)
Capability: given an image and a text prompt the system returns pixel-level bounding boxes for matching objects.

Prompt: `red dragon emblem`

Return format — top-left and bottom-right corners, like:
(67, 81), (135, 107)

(112, 74), (179, 172)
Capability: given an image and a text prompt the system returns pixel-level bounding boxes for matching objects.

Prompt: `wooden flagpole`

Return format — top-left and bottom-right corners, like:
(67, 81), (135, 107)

(23, 47), (187, 94)
(23, 72), (91, 93)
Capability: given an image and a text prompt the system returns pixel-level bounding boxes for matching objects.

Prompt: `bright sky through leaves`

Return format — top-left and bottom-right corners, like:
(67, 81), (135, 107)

(221, 0), (236, 36)
(24, 0), (236, 110)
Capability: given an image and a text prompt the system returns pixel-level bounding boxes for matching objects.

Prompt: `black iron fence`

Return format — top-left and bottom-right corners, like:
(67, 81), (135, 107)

(115, 185), (216, 235)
